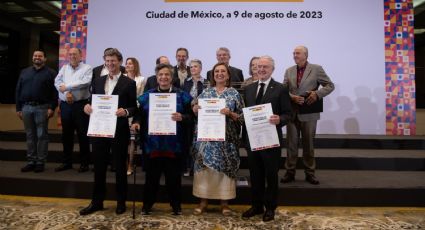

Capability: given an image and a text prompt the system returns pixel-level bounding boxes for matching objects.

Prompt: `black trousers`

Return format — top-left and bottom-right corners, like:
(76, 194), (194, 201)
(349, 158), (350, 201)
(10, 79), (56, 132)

(247, 147), (281, 210)
(143, 156), (182, 209)
(59, 100), (90, 166)
(91, 136), (128, 204)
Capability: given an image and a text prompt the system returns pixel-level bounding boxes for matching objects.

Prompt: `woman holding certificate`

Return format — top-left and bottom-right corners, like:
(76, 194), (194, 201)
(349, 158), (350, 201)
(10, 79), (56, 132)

(191, 62), (244, 216)
(132, 63), (192, 215)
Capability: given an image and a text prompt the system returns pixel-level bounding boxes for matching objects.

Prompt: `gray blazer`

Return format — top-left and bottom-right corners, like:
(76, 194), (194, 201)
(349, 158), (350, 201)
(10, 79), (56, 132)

(283, 63), (334, 122)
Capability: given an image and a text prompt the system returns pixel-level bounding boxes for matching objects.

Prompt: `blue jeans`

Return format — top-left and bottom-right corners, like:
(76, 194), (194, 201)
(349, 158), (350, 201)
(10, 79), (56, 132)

(22, 104), (50, 165)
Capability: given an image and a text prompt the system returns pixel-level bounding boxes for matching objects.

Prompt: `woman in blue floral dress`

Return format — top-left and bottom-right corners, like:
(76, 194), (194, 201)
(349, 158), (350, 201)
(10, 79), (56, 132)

(192, 62), (244, 215)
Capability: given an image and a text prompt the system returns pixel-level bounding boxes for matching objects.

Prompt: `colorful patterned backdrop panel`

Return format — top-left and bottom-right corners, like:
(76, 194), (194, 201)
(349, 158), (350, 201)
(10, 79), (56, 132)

(59, 0), (416, 135)
(59, 0), (89, 68)
(384, 0), (416, 135)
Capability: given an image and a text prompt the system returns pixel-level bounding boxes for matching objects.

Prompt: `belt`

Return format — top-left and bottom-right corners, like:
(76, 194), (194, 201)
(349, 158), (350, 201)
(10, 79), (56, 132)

(61, 99), (89, 104)
(24, 101), (43, 106)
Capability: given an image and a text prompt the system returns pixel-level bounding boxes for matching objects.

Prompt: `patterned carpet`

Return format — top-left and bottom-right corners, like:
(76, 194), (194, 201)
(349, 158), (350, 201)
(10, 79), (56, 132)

(0, 195), (424, 229)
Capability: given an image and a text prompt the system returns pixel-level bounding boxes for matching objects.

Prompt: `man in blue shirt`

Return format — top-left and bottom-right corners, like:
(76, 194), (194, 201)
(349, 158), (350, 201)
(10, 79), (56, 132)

(15, 49), (58, 173)
(54, 47), (93, 173)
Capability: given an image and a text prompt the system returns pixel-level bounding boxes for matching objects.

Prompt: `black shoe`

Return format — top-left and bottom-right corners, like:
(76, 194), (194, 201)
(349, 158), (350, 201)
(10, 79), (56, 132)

(21, 164), (35, 172)
(172, 206), (182, 215)
(263, 209), (275, 222)
(55, 163), (72, 172)
(305, 174), (320, 185)
(280, 173), (295, 183)
(242, 207), (264, 219)
(34, 164), (45, 173)
(141, 206), (152, 215)
(78, 164), (89, 173)
(79, 202), (104, 215)
(115, 202), (126, 215)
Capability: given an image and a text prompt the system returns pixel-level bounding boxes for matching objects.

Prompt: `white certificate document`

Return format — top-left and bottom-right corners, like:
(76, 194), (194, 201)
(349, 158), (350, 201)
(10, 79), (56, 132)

(243, 103), (280, 151)
(87, 94), (118, 138)
(148, 93), (176, 135)
(197, 98), (226, 141)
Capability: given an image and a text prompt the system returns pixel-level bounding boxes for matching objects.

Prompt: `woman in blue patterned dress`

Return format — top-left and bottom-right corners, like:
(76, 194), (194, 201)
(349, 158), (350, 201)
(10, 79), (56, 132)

(191, 62), (244, 215)
(132, 63), (192, 215)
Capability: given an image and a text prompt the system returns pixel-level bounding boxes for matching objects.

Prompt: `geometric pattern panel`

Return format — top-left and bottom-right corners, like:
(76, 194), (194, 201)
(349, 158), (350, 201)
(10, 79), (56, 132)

(58, 0), (417, 135)
(384, 0), (416, 135)
(59, 0), (89, 68)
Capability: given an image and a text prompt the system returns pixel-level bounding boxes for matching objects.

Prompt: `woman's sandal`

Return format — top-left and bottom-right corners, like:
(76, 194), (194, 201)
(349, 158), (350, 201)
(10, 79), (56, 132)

(221, 206), (232, 216)
(193, 206), (207, 215)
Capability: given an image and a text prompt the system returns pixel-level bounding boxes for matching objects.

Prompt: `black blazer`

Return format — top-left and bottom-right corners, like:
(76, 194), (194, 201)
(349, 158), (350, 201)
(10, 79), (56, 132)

(207, 65), (244, 88)
(182, 78), (205, 97)
(173, 65), (191, 82)
(243, 78), (292, 147)
(92, 64), (126, 79)
(90, 73), (137, 138)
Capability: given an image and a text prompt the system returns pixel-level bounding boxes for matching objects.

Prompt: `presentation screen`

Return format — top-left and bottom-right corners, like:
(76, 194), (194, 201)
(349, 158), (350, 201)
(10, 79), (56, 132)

(86, 0), (385, 135)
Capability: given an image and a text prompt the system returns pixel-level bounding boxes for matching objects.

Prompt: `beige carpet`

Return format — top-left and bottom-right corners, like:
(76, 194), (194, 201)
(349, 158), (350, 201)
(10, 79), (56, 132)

(0, 195), (424, 229)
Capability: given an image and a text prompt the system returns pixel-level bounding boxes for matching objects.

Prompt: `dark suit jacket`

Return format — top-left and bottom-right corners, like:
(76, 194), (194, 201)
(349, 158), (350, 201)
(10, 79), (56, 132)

(174, 65), (191, 84)
(143, 74), (181, 93)
(90, 73), (137, 138)
(181, 78), (205, 97)
(92, 64), (126, 79)
(243, 78), (292, 148)
(207, 65), (244, 88)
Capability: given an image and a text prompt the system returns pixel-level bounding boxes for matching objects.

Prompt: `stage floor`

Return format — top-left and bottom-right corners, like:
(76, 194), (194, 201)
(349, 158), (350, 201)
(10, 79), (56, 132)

(1, 195), (424, 229)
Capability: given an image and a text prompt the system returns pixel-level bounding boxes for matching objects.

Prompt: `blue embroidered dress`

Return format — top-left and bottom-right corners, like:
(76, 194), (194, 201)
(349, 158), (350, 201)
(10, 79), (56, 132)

(138, 87), (192, 157)
(192, 87), (244, 199)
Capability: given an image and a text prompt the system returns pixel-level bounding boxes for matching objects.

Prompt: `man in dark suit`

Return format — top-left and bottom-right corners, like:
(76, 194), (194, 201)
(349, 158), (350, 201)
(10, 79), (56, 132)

(91, 48), (126, 172)
(173, 47), (191, 87)
(143, 56), (181, 92)
(206, 47), (244, 88)
(79, 48), (137, 215)
(281, 45), (334, 185)
(92, 47), (126, 83)
(242, 56), (291, 222)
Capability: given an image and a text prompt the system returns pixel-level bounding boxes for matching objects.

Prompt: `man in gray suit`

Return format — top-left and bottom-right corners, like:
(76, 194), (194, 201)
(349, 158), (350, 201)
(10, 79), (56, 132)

(281, 46), (335, 185)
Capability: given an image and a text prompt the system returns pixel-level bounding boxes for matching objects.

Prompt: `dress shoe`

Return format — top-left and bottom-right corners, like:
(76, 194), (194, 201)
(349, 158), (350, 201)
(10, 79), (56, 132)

(78, 164), (89, 173)
(280, 173), (295, 183)
(172, 206), (182, 215)
(55, 163), (72, 172)
(305, 174), (320, 185)
(141, 206), (152, 215)
(242, 206), (264, 219)
(262, 209), (275, 222)
(34, 164), (45, 173)
(79, 202), (104, 215)
(21, 164), (35, 172)
(115, 202), (126, 215)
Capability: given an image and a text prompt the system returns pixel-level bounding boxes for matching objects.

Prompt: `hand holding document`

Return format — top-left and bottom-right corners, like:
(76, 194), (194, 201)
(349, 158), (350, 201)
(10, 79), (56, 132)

(87, 94), (118, 138)
(243, 103), (280, 151)
(197, 98), (226, 141)
(148, 93), (177, 135)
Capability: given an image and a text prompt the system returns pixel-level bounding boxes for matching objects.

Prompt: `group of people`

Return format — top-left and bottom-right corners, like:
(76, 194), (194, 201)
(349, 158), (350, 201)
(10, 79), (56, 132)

(15, 45), (334, 221)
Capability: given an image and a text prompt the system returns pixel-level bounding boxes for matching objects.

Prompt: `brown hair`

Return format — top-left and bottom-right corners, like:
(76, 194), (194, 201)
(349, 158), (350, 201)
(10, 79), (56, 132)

(209, 62), (231, 87)
(125, 57), (141, 76)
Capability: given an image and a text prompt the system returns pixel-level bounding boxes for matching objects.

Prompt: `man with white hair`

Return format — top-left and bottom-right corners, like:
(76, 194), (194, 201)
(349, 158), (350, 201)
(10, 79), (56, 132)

(242, 55), (291, 222)
(281, 45), (335, 185)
